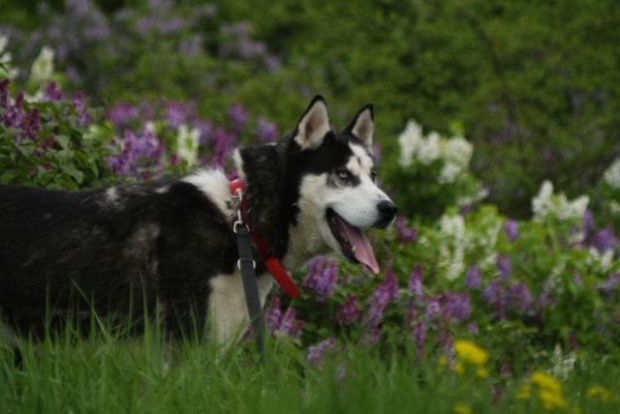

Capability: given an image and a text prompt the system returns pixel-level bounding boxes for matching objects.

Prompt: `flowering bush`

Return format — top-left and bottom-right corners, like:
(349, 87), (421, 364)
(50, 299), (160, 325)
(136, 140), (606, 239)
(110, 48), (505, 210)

(268, 196), (619, 370)
(0, 77), (112, 189)
(597, 157), (620, 229)
(386, 120), (486, 219)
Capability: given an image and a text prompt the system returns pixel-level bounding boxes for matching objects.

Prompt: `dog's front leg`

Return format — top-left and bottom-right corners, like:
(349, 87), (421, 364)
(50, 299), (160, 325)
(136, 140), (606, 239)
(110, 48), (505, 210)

(208, 272), (273, 346)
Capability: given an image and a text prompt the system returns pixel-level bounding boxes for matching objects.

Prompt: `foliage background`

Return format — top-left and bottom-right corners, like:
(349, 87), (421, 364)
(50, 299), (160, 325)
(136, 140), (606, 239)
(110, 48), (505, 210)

(1, 0), (620, 411)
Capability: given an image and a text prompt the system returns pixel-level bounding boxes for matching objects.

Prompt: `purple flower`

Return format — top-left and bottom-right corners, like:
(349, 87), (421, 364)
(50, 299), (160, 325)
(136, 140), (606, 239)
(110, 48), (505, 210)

(483, 280), (499, 304)
(265, 297), (283, 335)
(3, 92), (25, 128)
(364, 269), (399, 327)
(211, 125), (235, 168)
(180, 35), (203, 57)
(337, 295), (361, 325)
(165, 101), (192, 129)
(108, 103), (139, 128)
(383, 268), (399, 301)
(537, 292), (553, 310)
(108, 128), (163, 178)
(195, 120), (211, 146)
(465, 264), (481, 290)
(483, 280), (506, 319)
(395, 216), (417, 243)
(20, 108), (40, 141)
(599, 274), (620, 294)
(263, 55), (281, 72)
(407, 264), (423, 297)
(43, 81), (63, 101)
(496, 255), (511, 281)
(361, 327), (382, 346)
(591, 226), (617, 253)
(303, 256), (326, 286)
(1, 79), (10, 108)
(302, 257), (338, 302)
(279, 307), (304, 338)
(264, 297), (304, 338)
(72, 92), (90, 125)
(504, 219), (518, 242)
(316, 262), (338, 302)
(228, 103), (248, 132)
(425, 298), (440, 323)
(467, 323), (479, 335)
(507, 282), (532, 312)
(255, 116), (278, 143)
(307, 338), (337, 366)
(441, 293), (470, 322)
(411, 321), (426, 354)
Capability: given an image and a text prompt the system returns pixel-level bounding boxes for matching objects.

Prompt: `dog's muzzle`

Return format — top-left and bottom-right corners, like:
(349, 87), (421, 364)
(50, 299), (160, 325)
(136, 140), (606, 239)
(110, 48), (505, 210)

(374, 200), (397, 229)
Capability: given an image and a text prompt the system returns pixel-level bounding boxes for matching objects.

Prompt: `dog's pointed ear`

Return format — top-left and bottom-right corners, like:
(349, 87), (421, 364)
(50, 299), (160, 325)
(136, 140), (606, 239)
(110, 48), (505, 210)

(343, 104), (374, 147)
(293, 96), (331, 150)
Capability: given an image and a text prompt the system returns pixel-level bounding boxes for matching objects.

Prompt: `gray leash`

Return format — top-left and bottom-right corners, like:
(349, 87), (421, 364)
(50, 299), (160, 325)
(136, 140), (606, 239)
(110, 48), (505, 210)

(232, 188), (265, 360)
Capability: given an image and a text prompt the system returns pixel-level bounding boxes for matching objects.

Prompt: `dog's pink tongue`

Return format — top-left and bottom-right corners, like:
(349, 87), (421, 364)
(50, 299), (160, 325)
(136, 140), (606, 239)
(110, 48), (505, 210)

(340, 219), (380, 275)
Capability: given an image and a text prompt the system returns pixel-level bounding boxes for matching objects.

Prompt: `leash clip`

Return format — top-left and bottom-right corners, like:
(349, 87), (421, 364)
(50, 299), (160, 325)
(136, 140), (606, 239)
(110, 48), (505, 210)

(232, 185), (249, 234)
(237, 258), (257, 271)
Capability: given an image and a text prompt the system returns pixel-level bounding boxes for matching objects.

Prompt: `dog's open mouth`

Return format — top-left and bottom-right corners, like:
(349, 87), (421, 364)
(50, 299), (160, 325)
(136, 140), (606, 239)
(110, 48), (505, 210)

(326, 208), (379, 274)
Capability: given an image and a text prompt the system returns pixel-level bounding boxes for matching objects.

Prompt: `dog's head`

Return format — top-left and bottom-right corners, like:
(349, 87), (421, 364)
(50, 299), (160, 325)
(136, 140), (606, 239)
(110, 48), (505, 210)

(282, 96), (396, 274)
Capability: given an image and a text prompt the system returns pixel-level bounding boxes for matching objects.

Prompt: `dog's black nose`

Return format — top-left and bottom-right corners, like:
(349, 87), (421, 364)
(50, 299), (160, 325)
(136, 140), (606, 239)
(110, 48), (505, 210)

(375, 200), (397, 228)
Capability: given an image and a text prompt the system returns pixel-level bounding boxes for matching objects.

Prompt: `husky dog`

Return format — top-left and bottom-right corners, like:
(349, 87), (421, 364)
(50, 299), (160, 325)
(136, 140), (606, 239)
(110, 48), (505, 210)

(0, 96), (396, 345)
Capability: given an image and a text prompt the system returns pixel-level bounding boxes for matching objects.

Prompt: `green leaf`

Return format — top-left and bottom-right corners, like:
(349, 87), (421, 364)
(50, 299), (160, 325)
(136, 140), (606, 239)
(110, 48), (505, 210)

(56, 135), (70, 149)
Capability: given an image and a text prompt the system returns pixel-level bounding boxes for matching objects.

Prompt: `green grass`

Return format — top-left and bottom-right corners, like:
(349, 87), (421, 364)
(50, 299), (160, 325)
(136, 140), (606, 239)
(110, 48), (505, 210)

(1, 325), (620, 413)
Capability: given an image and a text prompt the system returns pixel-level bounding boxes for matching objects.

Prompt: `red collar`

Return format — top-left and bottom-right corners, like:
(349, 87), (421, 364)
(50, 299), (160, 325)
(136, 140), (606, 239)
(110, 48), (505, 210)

(229, 178), (300, 299)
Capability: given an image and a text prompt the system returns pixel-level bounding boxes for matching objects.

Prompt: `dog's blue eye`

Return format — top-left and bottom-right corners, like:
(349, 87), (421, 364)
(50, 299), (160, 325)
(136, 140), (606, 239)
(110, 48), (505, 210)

(337, 170), (351, 180)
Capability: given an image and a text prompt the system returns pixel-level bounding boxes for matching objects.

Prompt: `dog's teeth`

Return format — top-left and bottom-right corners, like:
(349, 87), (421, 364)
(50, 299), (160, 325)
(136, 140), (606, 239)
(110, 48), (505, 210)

(351, 246), (356, 252)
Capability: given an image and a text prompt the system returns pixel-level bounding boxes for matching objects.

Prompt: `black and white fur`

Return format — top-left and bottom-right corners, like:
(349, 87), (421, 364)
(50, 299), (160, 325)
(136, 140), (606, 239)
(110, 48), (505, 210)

(0, 96), (396, 346)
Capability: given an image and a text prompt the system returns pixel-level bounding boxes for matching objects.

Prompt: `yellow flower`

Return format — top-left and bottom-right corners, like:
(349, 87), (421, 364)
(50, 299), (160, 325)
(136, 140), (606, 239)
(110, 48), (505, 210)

(453, 340), (488, 366)
(454, 361), (465, 374)
(587, 385), (611, 402)
(453, 403), (472, 414)
(476, 367), (488, 379)
(531, 371), (562, 393)
(526, 371), (569, 410)
(438, 355), (448, 368)
(538, 389), (568, 410)
(516, 384), (531, 400)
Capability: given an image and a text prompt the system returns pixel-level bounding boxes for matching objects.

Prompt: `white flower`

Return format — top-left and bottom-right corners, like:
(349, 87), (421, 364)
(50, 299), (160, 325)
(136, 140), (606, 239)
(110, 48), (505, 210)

(586, 247), (614, 272)
(558, 195), (589, 221)
(550, 344), (576, 380)
(177, 124), (201, 167)
(440, 214), (466, 239)
(603, 158), (620, 189)
(457, 187), (489, 207)
(30, 46), (55, 86)
(532, 180), (554, 220)
(24, 91), (44, 103)
(442, 136), (473, 168)
(438, 162), (461, 184)
(532, 180), (589, 222)
(397, 120), (423, 167)
(0, 35), (18, 79)
(609, 201), (620, 215)
(439, 214), (467, 280)
(417, 131), (441, 165)
(145, 121), (156, 133)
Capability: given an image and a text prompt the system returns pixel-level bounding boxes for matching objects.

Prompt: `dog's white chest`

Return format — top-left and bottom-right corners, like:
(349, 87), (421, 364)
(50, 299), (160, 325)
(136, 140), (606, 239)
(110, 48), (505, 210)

(208, 272), (273, 345)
